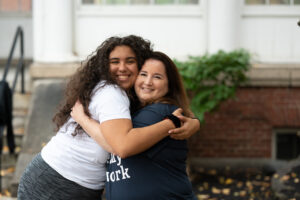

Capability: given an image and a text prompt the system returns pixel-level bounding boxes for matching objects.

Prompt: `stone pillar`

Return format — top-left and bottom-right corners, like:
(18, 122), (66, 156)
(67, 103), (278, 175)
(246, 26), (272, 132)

(33, 0), (76, 63)
(207, 0), (241, 54)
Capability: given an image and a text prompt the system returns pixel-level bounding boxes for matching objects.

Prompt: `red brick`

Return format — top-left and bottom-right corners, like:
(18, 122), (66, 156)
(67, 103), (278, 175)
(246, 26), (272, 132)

(190, 87), (300, 159)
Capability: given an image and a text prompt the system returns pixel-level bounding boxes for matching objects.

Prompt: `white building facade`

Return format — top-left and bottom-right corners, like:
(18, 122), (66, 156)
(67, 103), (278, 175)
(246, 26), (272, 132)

(0, 0), (299, 64)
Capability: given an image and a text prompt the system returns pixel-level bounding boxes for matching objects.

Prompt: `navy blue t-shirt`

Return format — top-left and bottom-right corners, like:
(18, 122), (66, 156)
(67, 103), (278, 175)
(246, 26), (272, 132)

(105, 103), (196, 200)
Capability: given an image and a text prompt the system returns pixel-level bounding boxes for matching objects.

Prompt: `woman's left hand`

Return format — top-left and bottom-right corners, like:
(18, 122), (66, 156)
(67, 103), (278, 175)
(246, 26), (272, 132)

(168, 115), (200, 140)
(70, 100), (89, 125)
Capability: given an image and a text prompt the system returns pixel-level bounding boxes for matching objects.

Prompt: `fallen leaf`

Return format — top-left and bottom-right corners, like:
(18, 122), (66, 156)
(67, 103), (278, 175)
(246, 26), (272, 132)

(219, 176), (225, 184)
(273, 173), (279, 179)
(15, 146), (21, 153)
(198, 186), (204, 192)
(240, 190), (247, 197)
(197, 194), (209, 200)
(14, 127), (24, 134)
(222, 188), (231, 195)
(2, 146), (9, 153)
(280, 175), (290, 182)
(212, 187), (221, 194)
(252, 180), (262, 186)
(246, 181), (253, 188)
(237, 181), (243, 188)
(1, 167), (15, 176)
(255, 174), (262, 180)
(233, 191), (239, 197)
(203, 182), (209, 190)
(208, 169), (217, 176)
(4, 190), (11, 197)
(225, 178), (233, 185)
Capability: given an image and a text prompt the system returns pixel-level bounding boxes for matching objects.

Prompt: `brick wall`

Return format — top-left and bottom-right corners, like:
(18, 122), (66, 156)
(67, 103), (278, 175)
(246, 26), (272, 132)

(0, 0), (31, 12)
(189, 87), (300, 158)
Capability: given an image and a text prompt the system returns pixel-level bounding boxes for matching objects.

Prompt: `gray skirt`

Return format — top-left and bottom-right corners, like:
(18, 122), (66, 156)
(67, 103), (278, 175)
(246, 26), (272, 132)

(17, 153), (103, 200)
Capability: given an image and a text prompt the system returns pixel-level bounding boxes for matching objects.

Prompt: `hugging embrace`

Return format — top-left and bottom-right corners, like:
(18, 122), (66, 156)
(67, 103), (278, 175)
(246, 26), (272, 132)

(18, 35), (200, 200)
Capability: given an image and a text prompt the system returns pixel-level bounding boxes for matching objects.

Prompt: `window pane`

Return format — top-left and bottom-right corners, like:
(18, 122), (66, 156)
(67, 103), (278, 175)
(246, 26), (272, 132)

(106, 0), (127, 4)
(276, 133), (300, 160)
(155, 0), (174, 4)
(82, 0), (96, 4)
(269, 0), (290, 4)
(179, 0), (199, 4)
(245, 0), (266, 4)
(131, 0), (150, 4)
(295, 0), (300, 4)
(81, 0), (201, 5)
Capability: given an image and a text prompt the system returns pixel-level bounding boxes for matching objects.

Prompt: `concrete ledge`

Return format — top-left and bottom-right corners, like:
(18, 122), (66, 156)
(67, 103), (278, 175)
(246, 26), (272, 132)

(247, 64), (300, 87)
(30, 62), (80, 79)
(29, 62), (300, 87)
(246, 68), (290, 86)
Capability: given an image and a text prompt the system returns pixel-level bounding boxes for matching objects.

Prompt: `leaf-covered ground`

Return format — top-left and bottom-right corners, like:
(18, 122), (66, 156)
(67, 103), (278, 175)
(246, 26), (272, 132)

(191, 167), (277, 200)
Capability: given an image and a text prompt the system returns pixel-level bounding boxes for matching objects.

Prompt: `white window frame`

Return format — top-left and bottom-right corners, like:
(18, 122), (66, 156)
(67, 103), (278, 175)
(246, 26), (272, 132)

(245, 0), (299, 5)
(76, 0), (203, 17)
(243, 0), (300, 17)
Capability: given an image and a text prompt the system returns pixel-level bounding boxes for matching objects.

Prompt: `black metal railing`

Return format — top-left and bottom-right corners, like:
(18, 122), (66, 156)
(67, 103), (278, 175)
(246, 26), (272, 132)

(0, 25), (25, 192)
(2, 26), (25, 93)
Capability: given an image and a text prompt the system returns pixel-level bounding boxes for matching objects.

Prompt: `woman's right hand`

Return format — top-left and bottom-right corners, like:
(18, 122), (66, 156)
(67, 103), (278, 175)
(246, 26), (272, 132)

(169, 108), (200, 140)
(70, 100), (89, 125)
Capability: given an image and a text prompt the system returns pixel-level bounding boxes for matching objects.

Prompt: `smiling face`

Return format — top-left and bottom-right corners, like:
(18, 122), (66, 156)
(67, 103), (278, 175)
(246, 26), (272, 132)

(134, 59), (169, 104)
(109, 45), (139, 91)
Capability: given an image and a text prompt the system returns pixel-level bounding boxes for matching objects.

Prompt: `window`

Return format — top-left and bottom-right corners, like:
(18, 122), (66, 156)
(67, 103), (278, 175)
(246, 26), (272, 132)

(78, 0), (203, 17)
(0, 0), (31, 13)
(245, 0), (300, 5)
(274, 130), (300, 160)
(82, 0), (200, 5)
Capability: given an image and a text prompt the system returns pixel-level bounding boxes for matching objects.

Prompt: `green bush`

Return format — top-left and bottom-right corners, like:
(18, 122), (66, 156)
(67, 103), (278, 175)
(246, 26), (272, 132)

(174, 49), (251, 121)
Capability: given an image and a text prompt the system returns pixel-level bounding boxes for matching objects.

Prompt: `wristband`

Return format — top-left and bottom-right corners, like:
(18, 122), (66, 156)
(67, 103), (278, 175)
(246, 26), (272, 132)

(164, 114), (181, 128)
(192, 117), (200, 122)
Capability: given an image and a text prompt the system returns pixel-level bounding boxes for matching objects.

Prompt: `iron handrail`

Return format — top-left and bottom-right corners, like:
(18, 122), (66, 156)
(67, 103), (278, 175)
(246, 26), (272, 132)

(0, 26), (25, 192)
(2, 26), (25, 94)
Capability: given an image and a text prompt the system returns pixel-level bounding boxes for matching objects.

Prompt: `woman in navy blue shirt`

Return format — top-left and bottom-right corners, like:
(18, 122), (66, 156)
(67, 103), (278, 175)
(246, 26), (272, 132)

(105, 51), (196, 199)
(73, 51), (197, 199)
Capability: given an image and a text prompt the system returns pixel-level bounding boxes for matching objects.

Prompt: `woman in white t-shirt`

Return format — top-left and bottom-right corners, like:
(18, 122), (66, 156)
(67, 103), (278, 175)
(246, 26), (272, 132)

(17, 35), (200, 200)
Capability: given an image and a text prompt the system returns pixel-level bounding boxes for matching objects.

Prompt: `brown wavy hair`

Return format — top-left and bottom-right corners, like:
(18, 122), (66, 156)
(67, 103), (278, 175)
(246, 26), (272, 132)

(52, 35), (153, 133)
(143, 51), (193, 117)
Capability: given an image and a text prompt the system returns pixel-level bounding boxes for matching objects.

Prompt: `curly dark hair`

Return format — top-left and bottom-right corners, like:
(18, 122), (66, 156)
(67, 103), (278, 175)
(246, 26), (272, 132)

(52, 35), (153, 134)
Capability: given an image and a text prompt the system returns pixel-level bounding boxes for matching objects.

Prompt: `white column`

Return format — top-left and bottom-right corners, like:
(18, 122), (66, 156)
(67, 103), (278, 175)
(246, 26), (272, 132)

(33, 0), (77, 62)
(207, 0), (242, 54)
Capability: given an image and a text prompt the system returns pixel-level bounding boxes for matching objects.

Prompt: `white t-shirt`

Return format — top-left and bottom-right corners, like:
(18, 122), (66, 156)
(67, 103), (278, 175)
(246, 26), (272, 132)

(41, 81), (131, 190)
